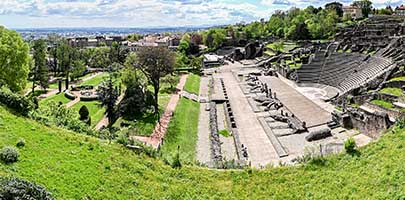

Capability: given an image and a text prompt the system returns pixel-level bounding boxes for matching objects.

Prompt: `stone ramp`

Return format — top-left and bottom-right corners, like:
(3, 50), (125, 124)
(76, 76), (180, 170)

(258, 117), (288, 158)
(259, 76), (332, 128)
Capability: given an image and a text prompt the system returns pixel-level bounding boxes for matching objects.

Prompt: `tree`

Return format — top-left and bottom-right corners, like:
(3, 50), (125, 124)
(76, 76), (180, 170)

(325, 2), (343, 17)
(134, 47), (175, 117)
(0, 26), (30, 92)
(70, 60), (86, 82)
(57, 40), (73, 90)
(78, 105), (91, 126)
(30, 39), (49, 92)
(97, 66), (119, 128)
(353, 0), (373, 18)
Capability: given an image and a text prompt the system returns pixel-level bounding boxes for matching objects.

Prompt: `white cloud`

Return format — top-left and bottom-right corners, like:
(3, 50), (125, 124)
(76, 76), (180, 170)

(0, 0), (400, 28)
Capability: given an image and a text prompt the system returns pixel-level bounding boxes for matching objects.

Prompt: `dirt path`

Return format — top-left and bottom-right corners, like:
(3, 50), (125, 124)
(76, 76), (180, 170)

(132, 74), (188, 148)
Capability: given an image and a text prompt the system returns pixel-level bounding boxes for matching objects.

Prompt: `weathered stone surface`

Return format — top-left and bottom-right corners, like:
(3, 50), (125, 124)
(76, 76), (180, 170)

(305, 127), (332, 141)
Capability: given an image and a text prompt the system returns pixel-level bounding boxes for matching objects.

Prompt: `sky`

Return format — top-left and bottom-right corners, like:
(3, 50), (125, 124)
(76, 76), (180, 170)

(0, 0), (403, 28)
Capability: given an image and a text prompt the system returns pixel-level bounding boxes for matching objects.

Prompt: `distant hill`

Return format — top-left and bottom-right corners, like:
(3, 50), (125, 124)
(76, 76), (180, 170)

(1, 105), (405, 199)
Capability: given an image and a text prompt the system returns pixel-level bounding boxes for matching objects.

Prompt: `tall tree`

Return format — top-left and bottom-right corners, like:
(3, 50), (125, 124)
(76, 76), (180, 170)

(0, 26), (30, 92)
(353, 0), (373, 18)
(57, 40), (73, 90)
(325, 2), (343, 17)
(134, 47), (175, 117)
(30, 39), (49, 92)
(98, 66), (119, 128)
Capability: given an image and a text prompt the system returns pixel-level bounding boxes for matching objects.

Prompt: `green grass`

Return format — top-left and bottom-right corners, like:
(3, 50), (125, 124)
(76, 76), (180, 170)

(184, 74), (201, 95)
(219, 129), (231, 137)
(4, 105), (405, 198)
(371, 99), (393, 109)
(71, 101), (106, 127)
(117, 94), (171, 136)
(39, 93), (71, 106)
(79, 73), (109, 86)
(266, 42), (297, 53)
(389, 76), (405, 82)
(160, 98), (200, 164)
(380, 87), (403, 97)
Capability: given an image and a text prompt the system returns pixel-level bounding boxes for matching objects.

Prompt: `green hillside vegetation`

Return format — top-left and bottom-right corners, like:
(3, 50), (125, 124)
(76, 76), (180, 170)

(160, 98), (200, 164)
(2, 105), (405, 199)
(380, 87), (403, 97)
(184, 74), (201, 95)
(39, 93), (71, 106)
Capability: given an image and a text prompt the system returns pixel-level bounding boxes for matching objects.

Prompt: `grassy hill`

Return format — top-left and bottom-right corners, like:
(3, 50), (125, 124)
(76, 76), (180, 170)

(1, 105), (405, 199)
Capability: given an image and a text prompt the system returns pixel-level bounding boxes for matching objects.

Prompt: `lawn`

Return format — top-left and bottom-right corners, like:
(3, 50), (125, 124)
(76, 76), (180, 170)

(71, 101), (106, 127)
(266, 42), (297, 53)
(389, 76), (405, 82)
(380, 87), (403, 97)
(3, 105), (405, 199)
(371, 99), (394, 109)
(184, 73), (201, 95)
(160, 98), (200, 164)
(79, 73), (109, 86)
(39, 93), (71, 106)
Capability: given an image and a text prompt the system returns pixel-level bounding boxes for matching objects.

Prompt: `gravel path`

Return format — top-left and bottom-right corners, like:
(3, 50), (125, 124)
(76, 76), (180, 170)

(196, 76), (212, 165)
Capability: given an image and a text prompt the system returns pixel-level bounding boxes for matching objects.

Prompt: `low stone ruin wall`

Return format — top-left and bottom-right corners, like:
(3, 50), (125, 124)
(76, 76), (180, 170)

(348, 108), (393, 139)
(209, 102), (223, 165)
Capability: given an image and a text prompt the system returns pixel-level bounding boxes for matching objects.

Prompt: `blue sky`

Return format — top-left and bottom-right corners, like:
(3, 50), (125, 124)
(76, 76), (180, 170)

(0, 0), (402, 28)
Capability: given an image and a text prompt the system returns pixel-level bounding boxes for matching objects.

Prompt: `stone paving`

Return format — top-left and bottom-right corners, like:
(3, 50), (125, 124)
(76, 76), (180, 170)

(218, 63), (279, 167)
(259, 76), (332, 128)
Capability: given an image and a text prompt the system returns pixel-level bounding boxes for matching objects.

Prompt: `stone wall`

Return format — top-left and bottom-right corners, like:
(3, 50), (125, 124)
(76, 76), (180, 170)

(209, 102), (223, 165)
(348, 108), (392, 138)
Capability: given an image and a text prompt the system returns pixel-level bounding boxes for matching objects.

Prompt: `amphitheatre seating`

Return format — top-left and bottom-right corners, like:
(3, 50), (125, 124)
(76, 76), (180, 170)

(297, 50), (393, 95)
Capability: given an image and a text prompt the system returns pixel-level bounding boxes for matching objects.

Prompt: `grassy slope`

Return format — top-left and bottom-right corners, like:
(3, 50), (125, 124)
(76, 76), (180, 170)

(380, 87), (403, 97)
(184, 74), (201, 95)
(3, 105), (405, 199)
(160, 98), (200, 164)
(39, 93), (71, 106)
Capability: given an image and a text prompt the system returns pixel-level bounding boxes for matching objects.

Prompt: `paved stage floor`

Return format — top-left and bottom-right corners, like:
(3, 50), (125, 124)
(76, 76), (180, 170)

(259, 76), (332, 128)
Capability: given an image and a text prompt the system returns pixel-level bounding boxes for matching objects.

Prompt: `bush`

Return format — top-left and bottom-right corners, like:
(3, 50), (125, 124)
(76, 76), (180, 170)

(0, 177), (55, 200)
(79, 106), (90, 121)
(0, 86), (33, 116)
(30, 102), (97, 137)
(0, 146), (19, 164)
(344, 137), (357, 155)
(16, 138), (25, 148)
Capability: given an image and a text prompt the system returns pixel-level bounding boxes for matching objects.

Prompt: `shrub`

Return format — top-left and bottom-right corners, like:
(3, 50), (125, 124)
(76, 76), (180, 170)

(0, 86), (33, 116)
(344, 137), (357, 155)
(64, 90), (76, 100)
(171, 151), (182, 169)
(79, 106), (90, 121)
(30, 102), (97, 137)
(0, 146), (19, 164)
(16, 138), (25, 148)
(0, 177), (55, 200)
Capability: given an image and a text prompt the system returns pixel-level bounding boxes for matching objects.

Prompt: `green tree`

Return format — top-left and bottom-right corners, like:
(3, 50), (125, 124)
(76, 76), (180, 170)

(97, 66), (119, 128)
(30, 39), (49, 92)
(0, 26), (30, 92)
(353, 0), (373, 18)
(70, 60), (86, 82)
(57, 40), (73, 90)
(134, 47), (175, 117)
